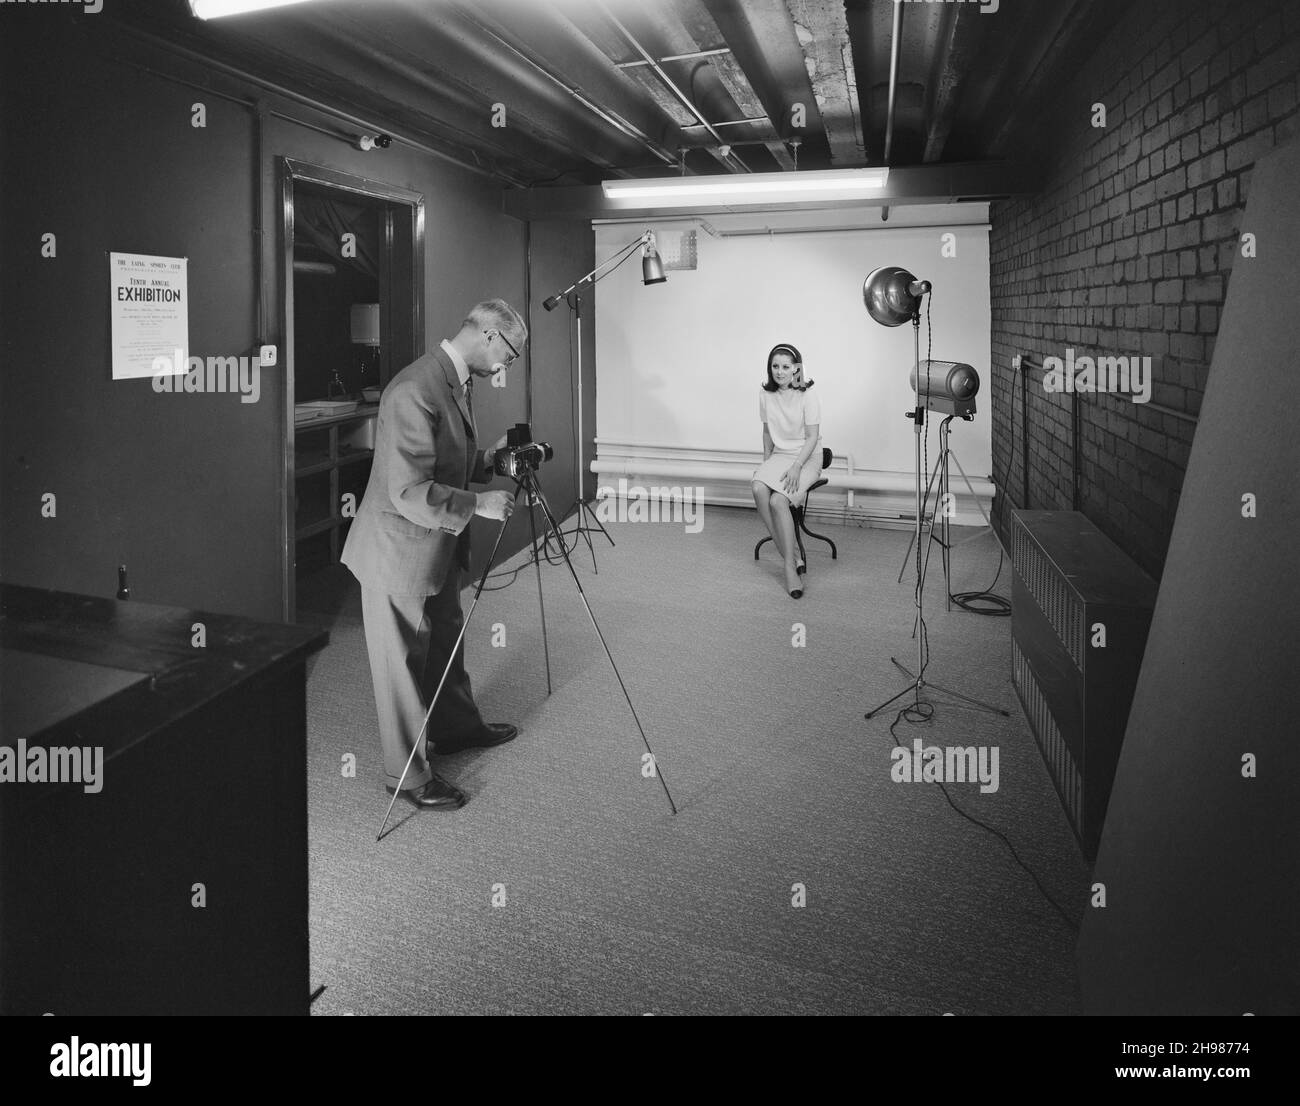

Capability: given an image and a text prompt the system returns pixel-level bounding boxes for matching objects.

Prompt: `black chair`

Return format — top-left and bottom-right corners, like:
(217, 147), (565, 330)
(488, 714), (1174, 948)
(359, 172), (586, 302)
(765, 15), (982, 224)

(754, 446), (838, 566)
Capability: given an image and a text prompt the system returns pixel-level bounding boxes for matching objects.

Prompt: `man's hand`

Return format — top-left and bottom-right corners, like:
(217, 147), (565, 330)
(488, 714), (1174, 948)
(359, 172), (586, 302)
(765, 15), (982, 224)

(485, 433), (509, 471)
(475, 489), (514, 521)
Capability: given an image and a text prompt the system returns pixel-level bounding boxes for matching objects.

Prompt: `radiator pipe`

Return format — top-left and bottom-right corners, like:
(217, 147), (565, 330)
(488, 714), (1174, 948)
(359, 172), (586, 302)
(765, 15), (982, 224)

(1017, 352), (1079, 512)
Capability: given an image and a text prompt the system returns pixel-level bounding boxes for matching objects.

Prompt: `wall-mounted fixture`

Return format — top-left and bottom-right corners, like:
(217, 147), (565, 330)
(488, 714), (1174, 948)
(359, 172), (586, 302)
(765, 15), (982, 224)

(357, 134), (392, 152)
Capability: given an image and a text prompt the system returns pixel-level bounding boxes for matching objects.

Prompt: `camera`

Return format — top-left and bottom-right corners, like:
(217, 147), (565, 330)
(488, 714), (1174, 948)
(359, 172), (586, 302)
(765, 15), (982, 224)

(492, 422), (553, 479)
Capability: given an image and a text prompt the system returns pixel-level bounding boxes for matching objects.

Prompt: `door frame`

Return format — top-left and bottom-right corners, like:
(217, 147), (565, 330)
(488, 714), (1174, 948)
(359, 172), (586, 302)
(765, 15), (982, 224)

(279, 158), (425, 620)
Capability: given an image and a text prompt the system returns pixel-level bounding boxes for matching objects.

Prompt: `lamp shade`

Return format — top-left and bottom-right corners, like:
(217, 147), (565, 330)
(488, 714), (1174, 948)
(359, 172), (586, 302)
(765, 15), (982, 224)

(863, 266), (923, 327)
(641, 232), (667, 286)
(350, 303), (380, 346)
(641, 247), (666, 286)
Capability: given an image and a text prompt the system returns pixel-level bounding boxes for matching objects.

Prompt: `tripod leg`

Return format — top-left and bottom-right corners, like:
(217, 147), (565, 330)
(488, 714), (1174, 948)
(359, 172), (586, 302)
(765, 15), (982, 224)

(526, 484), (553, 696)
(582, 498), (616, 547)
(527, 472), (678, 815)
(376, 486), (521, 841)
(897, 449), (945, 584)
(889, 659), (1008, 716)
(579, 502), (599, 574)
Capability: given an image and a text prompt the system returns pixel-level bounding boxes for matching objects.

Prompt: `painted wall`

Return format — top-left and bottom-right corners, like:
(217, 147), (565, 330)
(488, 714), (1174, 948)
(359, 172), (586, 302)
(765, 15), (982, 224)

(593, 219), (993, 492)
(0, 12), (589, 621)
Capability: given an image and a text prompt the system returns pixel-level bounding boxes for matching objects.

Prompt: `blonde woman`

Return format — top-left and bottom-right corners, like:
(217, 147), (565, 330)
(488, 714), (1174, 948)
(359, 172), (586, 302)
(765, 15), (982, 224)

(751, 343), (822, 598)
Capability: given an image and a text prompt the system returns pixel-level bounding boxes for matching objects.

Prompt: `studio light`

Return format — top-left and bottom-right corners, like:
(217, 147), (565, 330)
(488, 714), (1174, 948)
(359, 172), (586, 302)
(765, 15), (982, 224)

(602, 168), (889, 208)
(542, 229), (666, 311)
(862, 265), (931, 327)
(910, 360), (979, 418)
(189, 0), (317, 19)
(539, 228), (666, 562)
(641, 232), (666, 285)
(861, 265), (1002, 723)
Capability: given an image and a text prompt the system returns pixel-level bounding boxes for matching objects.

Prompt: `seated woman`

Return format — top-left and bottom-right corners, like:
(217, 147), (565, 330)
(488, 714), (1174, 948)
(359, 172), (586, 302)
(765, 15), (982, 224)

(751, 343), (822, 599)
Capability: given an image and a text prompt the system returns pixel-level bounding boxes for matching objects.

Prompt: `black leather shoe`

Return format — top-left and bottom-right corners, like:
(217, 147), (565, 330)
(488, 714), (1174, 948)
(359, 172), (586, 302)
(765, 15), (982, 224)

(432, 722), (518, 755)
(386, 775), (466, 810)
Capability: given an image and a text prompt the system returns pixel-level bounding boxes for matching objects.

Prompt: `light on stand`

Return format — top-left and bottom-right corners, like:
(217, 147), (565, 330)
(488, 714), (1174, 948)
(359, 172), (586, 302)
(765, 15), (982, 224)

(862, 265), (931, 327)
(910, 360), (979, 418)
(641, 232), (667, 285)
(539, 228), (667, 569)
(861, 266), (1006, 722)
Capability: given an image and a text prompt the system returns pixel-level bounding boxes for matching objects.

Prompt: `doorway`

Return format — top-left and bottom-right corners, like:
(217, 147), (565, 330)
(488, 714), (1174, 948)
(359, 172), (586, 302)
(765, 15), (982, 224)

(280, 159), (424, 621)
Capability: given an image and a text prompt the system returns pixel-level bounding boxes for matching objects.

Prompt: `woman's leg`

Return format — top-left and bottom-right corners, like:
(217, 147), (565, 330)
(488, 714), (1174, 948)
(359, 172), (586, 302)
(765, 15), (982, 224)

(770, 491), (802, 594)
(752, 480), (783, 557)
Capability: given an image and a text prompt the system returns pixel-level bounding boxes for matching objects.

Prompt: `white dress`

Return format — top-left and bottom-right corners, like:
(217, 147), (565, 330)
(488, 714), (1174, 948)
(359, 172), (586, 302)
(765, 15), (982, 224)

(753, 386), (823, 500)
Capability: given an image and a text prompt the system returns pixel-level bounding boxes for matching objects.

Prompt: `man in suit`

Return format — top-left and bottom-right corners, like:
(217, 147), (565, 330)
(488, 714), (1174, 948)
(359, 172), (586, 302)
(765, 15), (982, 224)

(341, 299), (525, 811)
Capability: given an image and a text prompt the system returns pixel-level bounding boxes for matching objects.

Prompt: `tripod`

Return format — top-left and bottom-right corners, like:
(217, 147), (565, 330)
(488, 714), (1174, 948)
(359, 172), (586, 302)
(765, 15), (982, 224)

(895, 413), (998, 612)
(376, 466), (676, 840)
(864, 313), (1007, 722)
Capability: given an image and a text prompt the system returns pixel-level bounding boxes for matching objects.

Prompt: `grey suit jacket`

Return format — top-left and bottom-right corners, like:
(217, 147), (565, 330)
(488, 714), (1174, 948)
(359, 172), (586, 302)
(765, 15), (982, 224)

(341, 346), (491, 596)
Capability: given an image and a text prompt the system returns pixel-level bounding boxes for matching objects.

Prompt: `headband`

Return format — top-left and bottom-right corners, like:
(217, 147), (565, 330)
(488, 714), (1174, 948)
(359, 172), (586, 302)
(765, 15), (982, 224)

(768, 343), (803, 364)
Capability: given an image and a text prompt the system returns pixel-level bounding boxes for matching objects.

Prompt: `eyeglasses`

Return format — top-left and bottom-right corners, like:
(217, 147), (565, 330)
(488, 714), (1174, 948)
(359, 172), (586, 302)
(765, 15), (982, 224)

(487, 329), (520, 365)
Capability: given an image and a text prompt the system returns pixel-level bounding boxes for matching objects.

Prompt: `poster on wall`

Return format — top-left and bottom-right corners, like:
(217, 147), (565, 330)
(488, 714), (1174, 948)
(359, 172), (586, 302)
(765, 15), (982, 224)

(109, 252), (188, 380)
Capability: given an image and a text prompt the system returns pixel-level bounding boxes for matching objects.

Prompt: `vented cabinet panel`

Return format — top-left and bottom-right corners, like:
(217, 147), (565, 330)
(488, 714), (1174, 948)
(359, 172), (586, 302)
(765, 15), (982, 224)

(1011, 511), (1156, 859)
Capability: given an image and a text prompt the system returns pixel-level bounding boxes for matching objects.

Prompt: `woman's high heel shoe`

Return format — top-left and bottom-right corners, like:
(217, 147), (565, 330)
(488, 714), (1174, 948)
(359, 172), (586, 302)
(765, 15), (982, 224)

(785, 563), (802, 599)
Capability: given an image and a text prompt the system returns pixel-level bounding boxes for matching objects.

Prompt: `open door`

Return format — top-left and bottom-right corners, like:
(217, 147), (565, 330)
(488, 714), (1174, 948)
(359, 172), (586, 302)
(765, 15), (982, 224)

(279, 159), (424, 621)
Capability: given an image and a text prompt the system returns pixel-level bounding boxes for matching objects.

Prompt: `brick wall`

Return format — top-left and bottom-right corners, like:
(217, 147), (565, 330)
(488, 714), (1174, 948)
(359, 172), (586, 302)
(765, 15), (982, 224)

(989, 0), (1299, 578)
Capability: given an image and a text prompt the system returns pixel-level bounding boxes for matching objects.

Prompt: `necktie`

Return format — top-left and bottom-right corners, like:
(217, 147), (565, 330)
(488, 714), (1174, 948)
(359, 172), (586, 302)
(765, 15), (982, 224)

(464, 377), (477, 437)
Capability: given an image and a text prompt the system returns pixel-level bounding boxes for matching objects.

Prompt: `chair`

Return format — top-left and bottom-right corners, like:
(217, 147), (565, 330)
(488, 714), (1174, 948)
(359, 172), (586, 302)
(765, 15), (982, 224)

(754, 446), (838, 566)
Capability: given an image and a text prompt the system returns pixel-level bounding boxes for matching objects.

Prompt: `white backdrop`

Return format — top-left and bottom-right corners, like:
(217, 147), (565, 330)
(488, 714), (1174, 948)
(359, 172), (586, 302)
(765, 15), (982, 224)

(593, 215), (993, 492)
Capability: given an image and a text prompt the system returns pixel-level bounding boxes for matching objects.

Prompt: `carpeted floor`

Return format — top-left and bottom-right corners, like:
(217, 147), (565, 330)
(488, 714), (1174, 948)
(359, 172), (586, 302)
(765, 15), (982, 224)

(297, 505), (1087, 1015)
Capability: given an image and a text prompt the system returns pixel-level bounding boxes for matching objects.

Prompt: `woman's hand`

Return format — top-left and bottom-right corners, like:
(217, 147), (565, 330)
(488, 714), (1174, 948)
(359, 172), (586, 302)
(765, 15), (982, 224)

(782, 465), (800, 495)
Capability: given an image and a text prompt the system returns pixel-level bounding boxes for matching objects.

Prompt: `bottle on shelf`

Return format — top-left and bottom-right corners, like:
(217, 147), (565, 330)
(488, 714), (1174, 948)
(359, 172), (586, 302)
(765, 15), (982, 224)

(116, 564), (130, 601)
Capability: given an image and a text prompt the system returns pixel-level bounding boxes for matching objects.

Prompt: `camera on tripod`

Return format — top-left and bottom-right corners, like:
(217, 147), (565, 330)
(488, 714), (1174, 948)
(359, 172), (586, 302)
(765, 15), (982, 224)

(493, 422), (554, 479)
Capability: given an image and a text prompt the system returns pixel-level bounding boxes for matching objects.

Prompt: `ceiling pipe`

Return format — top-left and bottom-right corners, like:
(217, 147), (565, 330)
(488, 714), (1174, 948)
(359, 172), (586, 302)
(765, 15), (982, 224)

(595, 0), (751, 173)
(881, 0), (904, 220)
(455, 9), (679, 168)
(618, 47), (733, 69)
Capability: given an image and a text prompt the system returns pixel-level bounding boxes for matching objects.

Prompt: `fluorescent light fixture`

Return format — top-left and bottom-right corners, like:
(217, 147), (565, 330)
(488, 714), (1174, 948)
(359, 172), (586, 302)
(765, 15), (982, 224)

(601, 168), (889, 206)
(189, 0), (317, 19)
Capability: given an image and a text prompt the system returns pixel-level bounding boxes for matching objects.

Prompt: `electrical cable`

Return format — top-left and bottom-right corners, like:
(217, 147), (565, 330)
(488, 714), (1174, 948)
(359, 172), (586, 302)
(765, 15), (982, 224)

(479, 501), (588, 591)
(886, 707), (1080, 934)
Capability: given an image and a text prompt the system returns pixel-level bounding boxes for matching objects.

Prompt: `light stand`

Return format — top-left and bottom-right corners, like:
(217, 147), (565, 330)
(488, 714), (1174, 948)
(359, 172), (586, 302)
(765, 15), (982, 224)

(860, 268), (1007, 721)
(542, 229), (667, 571)
(895, 413), (998, 612)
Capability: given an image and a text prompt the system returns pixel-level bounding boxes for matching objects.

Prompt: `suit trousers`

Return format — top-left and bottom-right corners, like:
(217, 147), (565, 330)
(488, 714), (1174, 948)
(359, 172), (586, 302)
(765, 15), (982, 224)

(360, 571), (485, 790)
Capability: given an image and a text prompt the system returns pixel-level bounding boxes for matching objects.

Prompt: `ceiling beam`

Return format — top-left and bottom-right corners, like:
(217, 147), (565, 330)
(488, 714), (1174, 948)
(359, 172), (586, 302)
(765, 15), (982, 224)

(921, 3), (983, 163)
(669, 0), (795, 170)
(779, 0), (866, 166)
(565, 3), (738, 174)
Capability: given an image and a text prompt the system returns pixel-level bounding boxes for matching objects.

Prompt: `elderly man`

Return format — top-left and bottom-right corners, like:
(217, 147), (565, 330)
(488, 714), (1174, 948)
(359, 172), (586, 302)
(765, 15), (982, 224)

(342, 299), (525, 811)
